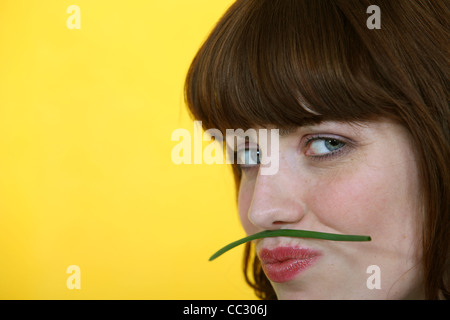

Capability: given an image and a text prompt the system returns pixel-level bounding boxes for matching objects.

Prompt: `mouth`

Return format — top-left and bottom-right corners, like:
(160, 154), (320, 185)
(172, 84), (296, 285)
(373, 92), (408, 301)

(259, 246), (321, 283)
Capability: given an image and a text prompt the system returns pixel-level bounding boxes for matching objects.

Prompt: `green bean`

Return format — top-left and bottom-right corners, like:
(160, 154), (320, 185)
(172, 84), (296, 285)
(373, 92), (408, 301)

(209, 229), (371, 261)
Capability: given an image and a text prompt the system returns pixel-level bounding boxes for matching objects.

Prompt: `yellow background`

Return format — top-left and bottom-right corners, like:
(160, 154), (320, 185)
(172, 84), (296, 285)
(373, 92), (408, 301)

(0, 0), (255, 299)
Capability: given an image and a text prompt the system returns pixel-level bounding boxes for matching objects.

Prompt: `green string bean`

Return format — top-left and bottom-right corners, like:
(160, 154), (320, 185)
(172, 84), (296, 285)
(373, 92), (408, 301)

(209, 229), (371, 261)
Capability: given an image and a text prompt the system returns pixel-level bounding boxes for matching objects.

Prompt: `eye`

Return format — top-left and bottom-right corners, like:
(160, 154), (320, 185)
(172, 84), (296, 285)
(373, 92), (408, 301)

(305, 137), (346, 157)
(236, 147), (260, 170)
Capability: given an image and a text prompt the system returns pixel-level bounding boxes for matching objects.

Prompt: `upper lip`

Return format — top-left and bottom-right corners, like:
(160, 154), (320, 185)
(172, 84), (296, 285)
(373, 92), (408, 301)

(258, 246), (321, 264)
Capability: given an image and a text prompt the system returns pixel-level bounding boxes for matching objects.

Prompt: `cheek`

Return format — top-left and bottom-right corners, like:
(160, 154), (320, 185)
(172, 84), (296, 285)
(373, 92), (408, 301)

(308, 172), (381, 231)
(308, 160), (420, 241)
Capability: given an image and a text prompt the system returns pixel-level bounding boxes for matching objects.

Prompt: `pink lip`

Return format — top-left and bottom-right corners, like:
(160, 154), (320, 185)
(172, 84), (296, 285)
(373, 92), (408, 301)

(259, 246), (321, 283)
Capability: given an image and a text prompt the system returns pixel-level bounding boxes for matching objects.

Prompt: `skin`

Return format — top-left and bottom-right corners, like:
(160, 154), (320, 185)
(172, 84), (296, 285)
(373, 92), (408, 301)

(236, 120), (424, 299)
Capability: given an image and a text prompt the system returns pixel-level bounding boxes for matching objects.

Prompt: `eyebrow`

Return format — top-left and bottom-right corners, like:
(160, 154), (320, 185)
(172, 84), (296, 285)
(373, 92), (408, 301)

(214, 124), (304, 145)
(279, 126), (297, 137)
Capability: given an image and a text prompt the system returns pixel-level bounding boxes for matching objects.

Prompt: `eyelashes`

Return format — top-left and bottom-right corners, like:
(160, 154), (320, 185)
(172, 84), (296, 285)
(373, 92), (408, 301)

(233, 134), (353, 173)
(234, 145), (260, 173)
(302, 135), (351, 161)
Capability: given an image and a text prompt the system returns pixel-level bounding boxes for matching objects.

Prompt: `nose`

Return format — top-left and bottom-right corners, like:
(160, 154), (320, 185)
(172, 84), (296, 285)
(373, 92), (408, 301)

(246, 164), (306, 230)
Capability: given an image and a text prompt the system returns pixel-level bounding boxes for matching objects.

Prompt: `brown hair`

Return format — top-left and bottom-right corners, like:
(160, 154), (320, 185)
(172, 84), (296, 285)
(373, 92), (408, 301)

(185, 0), (449, 299)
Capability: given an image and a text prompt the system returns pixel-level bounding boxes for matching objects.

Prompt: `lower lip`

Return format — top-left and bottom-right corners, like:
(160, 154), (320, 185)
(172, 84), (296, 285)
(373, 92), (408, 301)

(259, 247), (320, 283)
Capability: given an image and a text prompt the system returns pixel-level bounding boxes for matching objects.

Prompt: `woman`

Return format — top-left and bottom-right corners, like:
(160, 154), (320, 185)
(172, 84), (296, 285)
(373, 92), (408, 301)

(185, 0), (449, 299)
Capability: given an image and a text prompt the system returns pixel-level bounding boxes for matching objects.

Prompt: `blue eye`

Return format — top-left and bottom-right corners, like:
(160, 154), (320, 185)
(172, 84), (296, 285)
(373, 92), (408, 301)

(236, 147), (260, 170)
(306, 138), (346, 156)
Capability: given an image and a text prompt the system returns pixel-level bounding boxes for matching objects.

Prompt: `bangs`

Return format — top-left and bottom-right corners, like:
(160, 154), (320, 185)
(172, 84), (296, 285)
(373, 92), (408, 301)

(185, 0), (399, 132)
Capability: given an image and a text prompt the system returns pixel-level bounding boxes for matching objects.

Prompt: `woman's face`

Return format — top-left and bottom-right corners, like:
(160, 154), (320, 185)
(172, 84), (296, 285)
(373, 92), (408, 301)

(237, 120), (424, 299)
